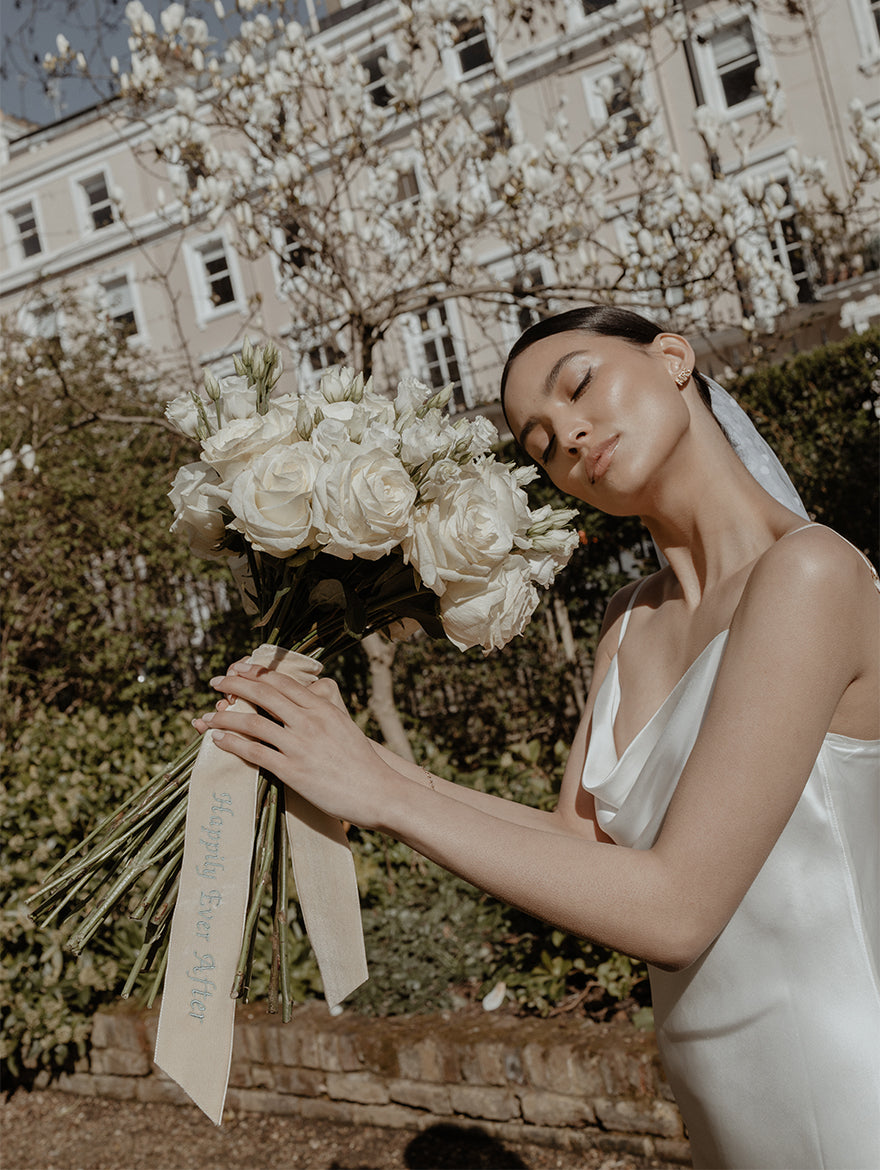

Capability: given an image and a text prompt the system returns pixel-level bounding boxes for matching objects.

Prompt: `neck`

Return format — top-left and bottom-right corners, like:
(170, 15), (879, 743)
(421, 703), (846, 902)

(641, 419), (801, 608)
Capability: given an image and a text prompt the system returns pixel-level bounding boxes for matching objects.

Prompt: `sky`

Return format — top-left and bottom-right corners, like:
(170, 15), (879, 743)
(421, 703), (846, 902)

(0, 0), (322, 128)
(0, 0), (138, 125)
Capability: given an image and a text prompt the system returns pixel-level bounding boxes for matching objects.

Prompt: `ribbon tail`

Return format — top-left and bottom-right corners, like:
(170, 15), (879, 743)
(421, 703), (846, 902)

(283, 789), (369, 1008)
(154, 732), (258, 1126)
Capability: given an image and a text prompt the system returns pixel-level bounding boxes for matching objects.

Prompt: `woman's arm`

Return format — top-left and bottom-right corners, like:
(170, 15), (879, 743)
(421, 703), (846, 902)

(195, 531), (876, 970)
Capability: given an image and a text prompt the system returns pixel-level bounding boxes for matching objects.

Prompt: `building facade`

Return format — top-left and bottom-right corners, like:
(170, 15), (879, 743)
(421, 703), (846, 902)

(1, 0), (878, 420)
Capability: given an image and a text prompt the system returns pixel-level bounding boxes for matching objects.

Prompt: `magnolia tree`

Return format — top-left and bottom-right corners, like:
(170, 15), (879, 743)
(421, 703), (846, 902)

(43, 0), (880, 382)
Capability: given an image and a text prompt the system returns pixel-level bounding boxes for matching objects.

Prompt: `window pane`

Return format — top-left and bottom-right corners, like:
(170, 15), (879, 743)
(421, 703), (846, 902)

(202, 246), (236, 306)
(83, 175), (115, 229)
(362, 49), (391, 107)
(712, 20), (759, 108)
(581, 0), (617, 13)
(11, 203), (42, 257)
(455, 18), (492, 74)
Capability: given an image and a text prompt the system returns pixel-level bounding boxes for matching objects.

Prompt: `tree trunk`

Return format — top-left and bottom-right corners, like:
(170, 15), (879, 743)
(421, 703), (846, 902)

(361, 631), (414, 763)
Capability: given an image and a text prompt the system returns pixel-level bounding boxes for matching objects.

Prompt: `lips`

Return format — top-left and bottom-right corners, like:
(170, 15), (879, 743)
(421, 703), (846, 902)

(587, 435), (619, 484)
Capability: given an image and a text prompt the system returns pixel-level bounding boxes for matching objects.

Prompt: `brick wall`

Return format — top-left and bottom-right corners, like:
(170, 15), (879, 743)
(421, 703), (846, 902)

(54, 1004), (690, 1164)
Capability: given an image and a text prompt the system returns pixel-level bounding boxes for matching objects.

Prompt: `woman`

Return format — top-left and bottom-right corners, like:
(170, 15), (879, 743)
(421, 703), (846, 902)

(194, 307), (879, 1169)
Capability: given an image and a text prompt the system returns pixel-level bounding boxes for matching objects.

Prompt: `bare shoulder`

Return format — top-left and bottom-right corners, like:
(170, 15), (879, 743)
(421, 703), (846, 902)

(734, 524), (878, 666)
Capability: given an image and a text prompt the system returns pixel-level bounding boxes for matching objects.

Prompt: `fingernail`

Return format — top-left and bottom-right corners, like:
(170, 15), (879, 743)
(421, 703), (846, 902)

(201, 713), (213, 723)
(209, 675), (226, 687)
(212, 731), (225, 741)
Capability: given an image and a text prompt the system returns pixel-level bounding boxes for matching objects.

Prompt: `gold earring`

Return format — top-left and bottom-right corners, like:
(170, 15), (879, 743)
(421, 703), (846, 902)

(674, 368), (692, 388)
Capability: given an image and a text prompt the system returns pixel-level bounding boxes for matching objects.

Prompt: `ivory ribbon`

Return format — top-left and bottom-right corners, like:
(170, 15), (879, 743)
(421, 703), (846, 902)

(154, 644), (368, 1125)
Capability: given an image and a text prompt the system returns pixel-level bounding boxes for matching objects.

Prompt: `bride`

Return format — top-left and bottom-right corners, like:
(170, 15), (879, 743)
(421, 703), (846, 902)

(194, 307), (879, 1169)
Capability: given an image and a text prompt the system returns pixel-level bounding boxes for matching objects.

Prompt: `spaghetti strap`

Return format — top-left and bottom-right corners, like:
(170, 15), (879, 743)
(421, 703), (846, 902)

(780, 522), (880, 592)
(617, 577), (649, 651)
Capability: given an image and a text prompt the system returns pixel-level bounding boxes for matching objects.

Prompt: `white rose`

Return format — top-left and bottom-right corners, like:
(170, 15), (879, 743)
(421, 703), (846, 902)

(398, 413), (456, 468)
(440, 557), (540, 651)
(403, 460), (533, 593)
(311, 446), (416, 560)
(227, 443), (321, 557)
(168, 462), (229, 560)
(200, 407), (298, 486)
(165, 393), (202, 438)
(393, 373), (434, 416)
(217, 376), (259, 423)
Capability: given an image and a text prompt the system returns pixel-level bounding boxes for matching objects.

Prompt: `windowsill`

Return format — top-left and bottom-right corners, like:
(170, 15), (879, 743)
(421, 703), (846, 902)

(857, 51), (880, 75)
(196, 300), (244, 329)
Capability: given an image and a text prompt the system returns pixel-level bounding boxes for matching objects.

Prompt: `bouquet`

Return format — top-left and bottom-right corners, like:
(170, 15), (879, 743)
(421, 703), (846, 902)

(29, 339), (577, 1027)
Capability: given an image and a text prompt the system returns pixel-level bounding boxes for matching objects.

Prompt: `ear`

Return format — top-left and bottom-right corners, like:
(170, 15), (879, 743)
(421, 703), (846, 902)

(652, 333), (696, 386)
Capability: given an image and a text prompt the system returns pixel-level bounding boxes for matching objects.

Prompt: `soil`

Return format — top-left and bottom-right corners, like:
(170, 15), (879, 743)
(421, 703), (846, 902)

(0, 1090), (680, 1170)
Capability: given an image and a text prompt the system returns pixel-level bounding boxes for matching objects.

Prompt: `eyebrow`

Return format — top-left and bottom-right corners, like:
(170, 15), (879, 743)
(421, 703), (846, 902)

(516, 349), (590, 451)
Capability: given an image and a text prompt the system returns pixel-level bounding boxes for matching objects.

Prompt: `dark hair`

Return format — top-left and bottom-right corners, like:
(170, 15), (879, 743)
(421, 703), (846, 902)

(499, 305), (719, 440)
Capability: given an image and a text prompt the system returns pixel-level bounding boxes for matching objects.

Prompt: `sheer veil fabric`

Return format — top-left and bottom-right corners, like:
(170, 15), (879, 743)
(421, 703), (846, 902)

(582, 381), (880, 1167)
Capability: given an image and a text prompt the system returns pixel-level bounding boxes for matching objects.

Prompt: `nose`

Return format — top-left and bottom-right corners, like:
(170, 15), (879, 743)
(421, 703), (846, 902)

(564, 421), (592, 454)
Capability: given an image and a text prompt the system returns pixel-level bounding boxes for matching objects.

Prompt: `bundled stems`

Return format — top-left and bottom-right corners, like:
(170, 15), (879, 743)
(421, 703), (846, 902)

(28, 553), (444, 1011)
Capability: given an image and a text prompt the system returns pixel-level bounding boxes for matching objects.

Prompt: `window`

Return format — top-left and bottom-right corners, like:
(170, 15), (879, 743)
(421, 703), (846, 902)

(453, 17), (492, 75)
(394, 168), (419, 207)
(81, 173), (115, 230)
(361, 47), (391, 107)
(767, 180), (816, 304)
(415, 303), (466, 410)
(308, 340), (345, 372)
(100, 275), (138, 337)
(199, 240), (237, 308)
(282, 222), (313, 271)
(707, 18), (759, 108)
(848, 0), (880, 64)
(605, 75), (645, 153)
(512, 266), (550, 334)
(581, 0), (617, 14)
(583, 65), (649, 158)
(10, 202), (42, 258)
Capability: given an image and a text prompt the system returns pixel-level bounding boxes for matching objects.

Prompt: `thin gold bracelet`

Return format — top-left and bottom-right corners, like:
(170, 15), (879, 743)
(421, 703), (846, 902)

(422, 768), (436, 791)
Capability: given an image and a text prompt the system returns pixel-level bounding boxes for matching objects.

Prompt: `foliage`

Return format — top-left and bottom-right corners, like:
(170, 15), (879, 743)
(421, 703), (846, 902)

(0, 301), (254, 724)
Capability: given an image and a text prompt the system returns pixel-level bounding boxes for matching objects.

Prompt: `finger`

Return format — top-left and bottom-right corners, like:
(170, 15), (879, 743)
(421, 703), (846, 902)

(208, 728), (288, 775)
(309, 677), (346, 710)
(196, 707), (293, 749)
(209, 670), (317, 722)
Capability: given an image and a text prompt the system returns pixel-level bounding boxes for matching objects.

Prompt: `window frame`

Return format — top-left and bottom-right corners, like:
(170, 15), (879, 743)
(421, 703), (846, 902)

(441, 12), (498, 83)
(8, 199), (44, 261)
(581, 58), (655, 162)
(97, 268), (144, 341)
(403, 300), (472, 412)
(847, 0), (880, 71)
(186, 233), (245, 327)
(690, 8), (774, 119)
(79, 171), (117, 232)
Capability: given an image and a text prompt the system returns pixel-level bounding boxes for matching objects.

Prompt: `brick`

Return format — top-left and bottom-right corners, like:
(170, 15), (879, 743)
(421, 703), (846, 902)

(348, 1101), (430, 1130)
(316, 1031), (344, 1071)
(91, 1012), (144, 1053)
(288, 1096), (358, 1124)
(594, 1097), (684, 1139)
(133, 1077), (190, 1107)
(277, 1024), (319, 1068)
(224, 1088), (302, 1117)
(522, 1041), (578, 1094)
(271, 1065), (326, 1097)
(502, 1047), (525, 1086)
(55, 1072), (97, 1097)
(336, 1031), (364, 1072)
(89, 1046), (150, 1077)
(325, 1071), (390, 1106)
(388, 1078), (453, 1115)
(88, 1075), (139, 1101)
(567, 1049), (609, 1097)
(449, 1084), (519, 1122)
(519, 1089), (596, 1128)
(460, 1040), (507, 1086)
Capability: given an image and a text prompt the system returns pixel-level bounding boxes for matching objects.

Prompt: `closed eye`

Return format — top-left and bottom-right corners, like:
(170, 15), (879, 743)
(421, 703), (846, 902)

(571, 367), (593, 400)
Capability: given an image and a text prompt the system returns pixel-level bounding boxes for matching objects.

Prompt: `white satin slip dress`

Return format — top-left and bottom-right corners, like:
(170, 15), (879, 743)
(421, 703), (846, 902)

(580, 530), (880, 1170)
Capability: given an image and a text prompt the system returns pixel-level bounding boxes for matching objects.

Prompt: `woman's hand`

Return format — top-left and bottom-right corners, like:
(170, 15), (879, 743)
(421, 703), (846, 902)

(192, 663), (392, 828)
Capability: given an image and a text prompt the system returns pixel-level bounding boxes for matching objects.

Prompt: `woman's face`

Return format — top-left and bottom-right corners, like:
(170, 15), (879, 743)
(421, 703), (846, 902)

(502, 330), (692, 511)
